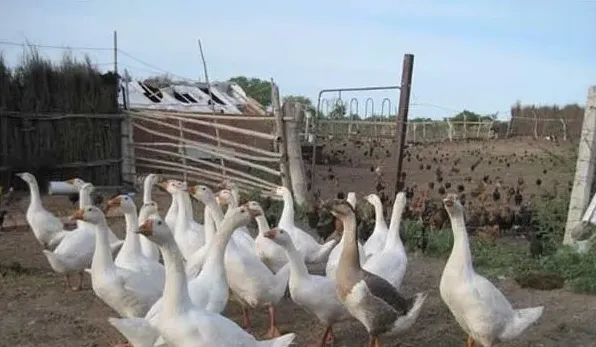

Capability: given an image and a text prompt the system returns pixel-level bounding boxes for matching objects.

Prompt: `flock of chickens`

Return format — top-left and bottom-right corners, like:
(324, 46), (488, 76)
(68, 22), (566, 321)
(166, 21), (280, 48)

(12, 171), (546, 347)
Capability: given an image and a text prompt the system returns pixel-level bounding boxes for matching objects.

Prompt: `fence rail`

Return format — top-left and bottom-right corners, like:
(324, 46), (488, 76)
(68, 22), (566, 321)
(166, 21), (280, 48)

(129, 109), (284, 194)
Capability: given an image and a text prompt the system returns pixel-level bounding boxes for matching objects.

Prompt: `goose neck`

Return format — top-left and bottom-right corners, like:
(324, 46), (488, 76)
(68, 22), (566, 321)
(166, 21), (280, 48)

(142, 178), (154, 204)
(26, 180), (43, 209)
(123, 210), (142, 254)
(279, 192), (295, 226)
(92, 221), (116, 274)
(385, 201), (406, 250)
(373, 200), (388, 230)
(446, 212), (473, 276)
(337, 215), (361, 270)
(203, 215), (241, 272)
(160, 239), (192, 315)
(79, 189), (92, 208)
(255, 215), (270, 236)
(203, 206), (216, 244)
(284, 242), (309, 281)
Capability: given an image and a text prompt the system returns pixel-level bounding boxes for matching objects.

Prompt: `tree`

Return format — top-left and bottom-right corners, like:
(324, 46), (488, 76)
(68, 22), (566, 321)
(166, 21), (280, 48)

(283, 95), (316, 115)
(228, 76), (272, 106)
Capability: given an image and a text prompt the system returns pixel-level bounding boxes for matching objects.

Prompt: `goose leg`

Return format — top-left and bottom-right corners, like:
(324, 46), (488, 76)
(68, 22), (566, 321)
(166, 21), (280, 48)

(64, 274), (73, 290)
(306, 325), (332, 347)
(367, 336), (381, 347)
(72, 271), (84, 291)
(241, 306), (252, 331)
(466, 336), (475, 347)
(265, 304), (281, 338)
(325, 326), (335, 344)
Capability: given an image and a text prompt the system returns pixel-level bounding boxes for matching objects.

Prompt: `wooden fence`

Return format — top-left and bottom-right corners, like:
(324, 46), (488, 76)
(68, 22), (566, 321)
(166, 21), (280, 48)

(0, 111), (124, 189)
(129, 109), (284, 193)
(314, 118), (496, 143)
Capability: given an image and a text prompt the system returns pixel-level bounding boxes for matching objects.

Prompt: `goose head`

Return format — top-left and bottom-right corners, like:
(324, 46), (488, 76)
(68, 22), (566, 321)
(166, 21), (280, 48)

(140, 201), (159, 216)
(442, 193), (464, 218)
(216, 179), (237, 190)
(69, 205), (107, 225)
(157, 179), (185, 195)
(66, 178), (86, 189)
(272, 185), (290, 197)
(245, 201), (265, 216)
(263, 227), (292, 247)
(15, 172), (36, 185)
(80, 182), (95, 195)
(136, 215), (172, 245)
(364, 193), (381, 206)
(188, 184), (215, 204)
(145, 173), (160, 186)
(215, 189), (233, 206)
(323, 199), (356, 221)
(105, 194), (136, 214)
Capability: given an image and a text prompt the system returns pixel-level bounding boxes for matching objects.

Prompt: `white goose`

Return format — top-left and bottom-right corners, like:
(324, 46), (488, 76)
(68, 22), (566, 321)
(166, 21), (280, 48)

(362, 193), (389, 258)
(107, 195), (165, 288)
(274, 186), (338, 264)
(264, 227), (352, 347)
(66, 179), (123, 247)
(363, 191), (408, 289)
(138, 173), (161, 261)
(109, 203), (260, 347)
(136, 213), (296, 347)
(248, 201), (288, 273)
(216, 188), (257, 254)
(160, 180), (204, 260)
(42, 182), (121, 291)
(70, 206), (163, 318)
(190, 185), (291, 337)
(17, 172), (70, 249)
(440, 193), (543, 347)
(160, 179), (203, 237)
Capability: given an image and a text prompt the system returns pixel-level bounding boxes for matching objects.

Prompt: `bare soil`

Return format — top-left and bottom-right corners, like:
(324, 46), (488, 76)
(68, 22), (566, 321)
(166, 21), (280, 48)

(2, 138), (595, 347)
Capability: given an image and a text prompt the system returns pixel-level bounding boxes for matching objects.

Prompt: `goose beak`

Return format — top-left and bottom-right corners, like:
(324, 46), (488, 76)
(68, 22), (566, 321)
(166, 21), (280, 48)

(188, 186), (197, 195)
(263, 228), (278, 239)
(136, 219), (153, 236)
(103, 197), (121, 213)
(157, 181), (169, 190)
(66, 178), (76, 185)
(443, 197), (455, 207)
(69, 209), (85, 221)
(243, 204), (262, 218)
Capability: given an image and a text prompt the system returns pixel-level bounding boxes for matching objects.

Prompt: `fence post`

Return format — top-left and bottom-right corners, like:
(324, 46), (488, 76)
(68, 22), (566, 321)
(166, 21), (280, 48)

(564, 86), (596, 245)
(393, 54), (414, 195)
(284, 102), (308, 206)
(270, 81), (291, 191)
(121, 113), (136, 187)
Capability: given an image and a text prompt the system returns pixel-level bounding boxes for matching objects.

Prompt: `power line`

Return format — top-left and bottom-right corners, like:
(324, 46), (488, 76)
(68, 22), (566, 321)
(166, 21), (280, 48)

(117, 49), (194, 81)
(0, 39), (111, 51)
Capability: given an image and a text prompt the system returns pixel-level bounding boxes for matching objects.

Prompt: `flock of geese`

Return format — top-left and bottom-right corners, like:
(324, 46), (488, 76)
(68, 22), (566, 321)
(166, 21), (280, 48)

(14, 171), (545, 347)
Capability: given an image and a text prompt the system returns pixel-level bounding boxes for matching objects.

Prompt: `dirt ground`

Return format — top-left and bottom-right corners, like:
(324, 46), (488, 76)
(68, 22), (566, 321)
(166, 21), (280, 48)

(2, 138), (595, 347)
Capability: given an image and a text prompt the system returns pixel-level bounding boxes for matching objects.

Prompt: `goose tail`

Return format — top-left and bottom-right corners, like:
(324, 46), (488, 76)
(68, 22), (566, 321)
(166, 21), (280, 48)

(42, 250), (70, 273)
(499, 306), (544, 341)
(257, 332), (296, 347)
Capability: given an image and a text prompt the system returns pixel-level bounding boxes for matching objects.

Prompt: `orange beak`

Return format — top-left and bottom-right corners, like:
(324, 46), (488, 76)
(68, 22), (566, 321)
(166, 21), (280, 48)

(66, 178), (76, 185)
(157, 181), (169, 190)
(188, 186), (197, 195)
(69, 209), (85, 221)
(136, 219), (153, 236)
(263, 228), (278, 239)
(103, 197), (121, 213)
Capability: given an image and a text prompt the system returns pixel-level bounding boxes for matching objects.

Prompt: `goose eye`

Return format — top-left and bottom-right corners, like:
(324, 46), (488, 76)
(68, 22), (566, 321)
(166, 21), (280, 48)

(240, 208), (245, 213)
(87, 207), (92, 212)
(157, 221), (162, 225)
(279, 230), (284, 234)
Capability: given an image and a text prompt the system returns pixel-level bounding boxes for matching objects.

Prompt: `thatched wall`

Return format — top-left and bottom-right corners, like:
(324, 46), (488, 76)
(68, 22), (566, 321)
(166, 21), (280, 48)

(0, 48), (121, 189)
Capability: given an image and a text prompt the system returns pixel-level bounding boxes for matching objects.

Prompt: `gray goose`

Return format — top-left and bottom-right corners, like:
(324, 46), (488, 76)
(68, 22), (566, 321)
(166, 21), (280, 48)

(325, 199), (428, 347)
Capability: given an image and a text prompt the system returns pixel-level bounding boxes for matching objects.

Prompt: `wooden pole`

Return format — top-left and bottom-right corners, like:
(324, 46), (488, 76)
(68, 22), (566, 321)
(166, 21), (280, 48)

(271, 80), (291, 190)
(394, 54), (414, 195)
(113, 30), (119, 112)
(284, 102), (309, 206)
(198, 39), (226, 177)
(564, 85), (596, 246)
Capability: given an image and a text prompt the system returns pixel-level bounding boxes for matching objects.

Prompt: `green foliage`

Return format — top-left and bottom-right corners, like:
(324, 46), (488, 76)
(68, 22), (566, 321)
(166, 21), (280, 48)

(450, 110), (494, 123)
(228, 76), (272, 106)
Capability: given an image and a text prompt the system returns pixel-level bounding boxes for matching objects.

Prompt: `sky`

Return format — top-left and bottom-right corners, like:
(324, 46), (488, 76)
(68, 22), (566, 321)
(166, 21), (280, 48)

(1, 0), (595, 120)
